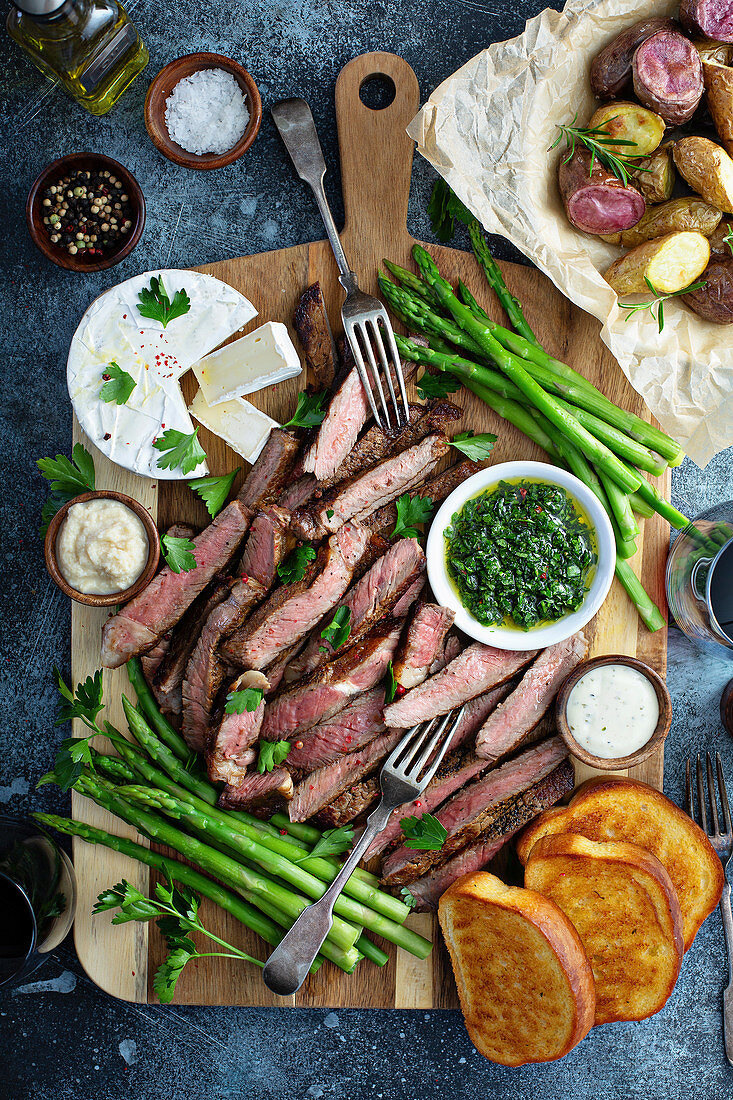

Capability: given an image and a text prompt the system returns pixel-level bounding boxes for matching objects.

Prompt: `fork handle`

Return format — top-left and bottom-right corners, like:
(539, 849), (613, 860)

(262, 799), (393, 996)
(721, 880), (733, 1066)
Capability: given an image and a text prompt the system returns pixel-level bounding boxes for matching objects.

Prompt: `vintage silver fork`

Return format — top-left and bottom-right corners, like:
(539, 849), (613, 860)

(271, 97), (410, 430)
(685, 751), (733, 1066)
(262, 705), (466, 995)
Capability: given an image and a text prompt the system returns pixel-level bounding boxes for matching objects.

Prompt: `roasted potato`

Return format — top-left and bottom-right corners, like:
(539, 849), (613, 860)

(587, 102), (665, 157)
(601, 197), (722, 247)
(604, 231), (711, 295)
(673, 135), (733, 212)
(682, 254), (733, 321)
(559, 148), (646, 235)
(703, 60), (733, 155)
(692, 37), (733, 64)
(708, 217), (733, 251)
(631, 142), (675, 203)
(633, 30), (704, 125)
(590, 18), (677, 99)
(680, 0), (733, 44)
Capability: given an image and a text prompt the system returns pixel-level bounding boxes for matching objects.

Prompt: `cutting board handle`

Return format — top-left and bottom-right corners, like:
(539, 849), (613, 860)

(336, 52), (420, 257)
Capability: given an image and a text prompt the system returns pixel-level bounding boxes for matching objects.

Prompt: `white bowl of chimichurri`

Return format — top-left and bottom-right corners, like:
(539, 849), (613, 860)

(427, 462), (615, 650)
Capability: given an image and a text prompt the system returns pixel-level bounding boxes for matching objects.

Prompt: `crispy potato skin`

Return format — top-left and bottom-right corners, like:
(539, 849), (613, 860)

(590, 18), (677, 98)
(674, 135), (733, 212)
(631, 141), (675, 203)
(703, 60), (733, 156)
(683, 254), (733, 321)
(708, 217), (733, 252)
(601, 197), (722, 246)
(604, 230), (711, 294)
(692, 37), (733, 64)
(587, 101), (665, 157)
(632, 30), (704, 124)
(681, 0), (733, 43)
(558, 148), (646, 234)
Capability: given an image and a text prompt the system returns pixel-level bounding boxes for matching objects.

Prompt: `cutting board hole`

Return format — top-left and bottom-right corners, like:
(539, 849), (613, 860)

(359, 74), (396, 111)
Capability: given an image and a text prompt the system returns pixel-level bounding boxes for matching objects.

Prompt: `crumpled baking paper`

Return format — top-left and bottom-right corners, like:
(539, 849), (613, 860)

(408, 0), (733, 466)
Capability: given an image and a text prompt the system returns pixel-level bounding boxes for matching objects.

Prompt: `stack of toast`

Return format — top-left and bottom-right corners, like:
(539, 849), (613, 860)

(438, 776), (725, 1066)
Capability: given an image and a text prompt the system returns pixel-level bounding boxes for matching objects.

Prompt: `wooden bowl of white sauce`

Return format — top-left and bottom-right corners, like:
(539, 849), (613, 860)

(555, 654), (672, 771)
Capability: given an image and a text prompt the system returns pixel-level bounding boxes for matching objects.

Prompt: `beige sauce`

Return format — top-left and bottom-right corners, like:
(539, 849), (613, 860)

(566, 663), (659, 758)
(56, 499), (148, 595)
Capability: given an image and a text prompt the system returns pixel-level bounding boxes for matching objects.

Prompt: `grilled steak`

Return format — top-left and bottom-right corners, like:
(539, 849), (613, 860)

(238, 506), (291, 589)
(278, 475), (317, 512)
(285, 687), (386, 772)
(300, 367), (370, 481)
(218, 767), (294, 814)
(238, 429), (300, 510)
(475, 632), (588, 762)
(381, 737), (569, 884)
(222, 522), (368, 671)
(383, 642), (536, 728)
(312, 778), (380, 829)
(392, 603), (455, 691)
(260, 617), (403, 740)
(289, 727), (403, 823)
(393, 576), (425, 617)
(206, 670), (269, 786)
(293, 282), (337, 390)
(406, 760), (574, 908)
(284, 539), (425, 681)
(364, 460), (482, 534)
(101, 500), (251, 668)
(430, 633), (461, 676)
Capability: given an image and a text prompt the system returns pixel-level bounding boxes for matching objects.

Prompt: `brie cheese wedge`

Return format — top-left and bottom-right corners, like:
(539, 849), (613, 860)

(189, 391), (280, 464)
(191, 321), (302, 406)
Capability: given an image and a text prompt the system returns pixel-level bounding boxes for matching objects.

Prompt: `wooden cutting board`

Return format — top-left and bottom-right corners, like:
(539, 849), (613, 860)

(70, 52), (669, 1007)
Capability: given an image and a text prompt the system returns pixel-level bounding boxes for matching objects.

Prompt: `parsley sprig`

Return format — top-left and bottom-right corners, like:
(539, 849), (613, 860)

(100, 361), (136, 406)
(550, 115), (649, 187)
(189, 469), (240, 518)
(257, 739), (290, 774)
(384, 660), (397, 704)
(160, 533), (197, 574)
(295, 825), (354, 863)
(137, 276), (191, 329)
(37, 443), (95, 535)
(225, 687), (264, 715)
(619, 276), (708, 333)
(282, 391), (328, 429)
(400, 812), (448, 851)
(319, 606), (352, 654)
(42, 668), (130, 791)
(153, 428), (207, 475)
(277, 545), (316, 585)
(416, 370), (461, 400)
(449, 431), (496, 461)
(391, 493), (434, 539)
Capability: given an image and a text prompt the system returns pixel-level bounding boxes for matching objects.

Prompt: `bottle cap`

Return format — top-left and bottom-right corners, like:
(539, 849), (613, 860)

(11, 0), (69, 15)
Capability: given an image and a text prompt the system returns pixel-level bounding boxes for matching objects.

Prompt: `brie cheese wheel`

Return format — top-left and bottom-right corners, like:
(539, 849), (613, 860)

(191, 321), (302, 406)
(189, 390), (280, 464)
(67, 270), (257, 479)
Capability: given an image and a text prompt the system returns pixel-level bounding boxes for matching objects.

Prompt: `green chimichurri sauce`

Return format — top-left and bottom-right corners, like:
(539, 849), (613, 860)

(445, 479), (597, 632)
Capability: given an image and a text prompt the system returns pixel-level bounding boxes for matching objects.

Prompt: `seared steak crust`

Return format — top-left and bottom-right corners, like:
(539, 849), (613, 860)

(289, 728), (403, 823)
(238, 429), (301, 511)
(293, 282), (337, 390)
(285, 688), (386, 772)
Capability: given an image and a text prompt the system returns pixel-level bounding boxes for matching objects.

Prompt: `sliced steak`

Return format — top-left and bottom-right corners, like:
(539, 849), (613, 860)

(475, 632), (588, 762)
(312, 778), (380, 829)
(393, 576), (425, 617)
(301, 367), (370, 481)
(218, 767), (294, 814)
(293, 282), (337, 390)
(392, 603), (455, 691)
(261, 618), (403, 740)
(364, 460), (482, 534)
(238, 429), (300, 510)
(431, 633), (461, 674)
(406, 760), (574, 908)
(289, 727), (403, 823)
(238, 506), (292, 590)
(278, 475), (317, 512)
(286, 688), (386, 772)
(101, 500), (251, 668)
(221, 522), (368, 671)
(206, 670), (269, 786)
(383, 643), (537, 728)
(382, 737), (569, 884)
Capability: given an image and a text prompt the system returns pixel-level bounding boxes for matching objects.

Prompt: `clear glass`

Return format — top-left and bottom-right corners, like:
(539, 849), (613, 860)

(666, 501), (733, 656)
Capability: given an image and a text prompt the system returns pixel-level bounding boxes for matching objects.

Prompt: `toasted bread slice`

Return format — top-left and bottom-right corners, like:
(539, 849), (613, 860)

(516, 776), (723, 951)
(438, 872), (594, 1065)
(525, 834), (684, 1024)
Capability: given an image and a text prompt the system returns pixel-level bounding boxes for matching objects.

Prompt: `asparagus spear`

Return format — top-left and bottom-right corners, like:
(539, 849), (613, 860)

(126, 658), (191, 762)
(467, 218), (541, 347)
(598, 469), (640, 544)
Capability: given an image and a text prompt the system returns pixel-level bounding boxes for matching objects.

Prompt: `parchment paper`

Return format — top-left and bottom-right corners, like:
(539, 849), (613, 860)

(408, 0), (733, 466)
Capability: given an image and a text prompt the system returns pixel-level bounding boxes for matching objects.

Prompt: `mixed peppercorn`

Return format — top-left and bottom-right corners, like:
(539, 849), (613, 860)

(41, 167), (135, 259)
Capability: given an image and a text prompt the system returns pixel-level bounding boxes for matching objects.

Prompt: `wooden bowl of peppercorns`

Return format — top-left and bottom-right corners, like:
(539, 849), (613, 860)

(26, 152), (145, 272)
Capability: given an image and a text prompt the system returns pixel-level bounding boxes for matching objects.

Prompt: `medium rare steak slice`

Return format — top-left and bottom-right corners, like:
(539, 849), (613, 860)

(382, 737), (569, 884)
(406, 760), (574, 909)
(392, 603), (455, 691)
(301, 367), (370, 481)
(383, 642), (536, 728)
(218, 767), (294, 814)
(431, 633), (461, 675)
(285, 688), (386, 772)
(475, 632), (588, 761)
(101, 500), (251, 668)
(393, 576), (425, 617)
(260, 618), (403, 740)
(238, 506), (291, 589)
(289, 727), (403, 823)
(293, 282), (338, 390)
(222, 522), (368, 671)
(278, 475), (317, 512)
(238, 429), (300, 510)
(206, 670), (269, 786)
(364, 460), (482, 534)
(312, 777), (380, 829)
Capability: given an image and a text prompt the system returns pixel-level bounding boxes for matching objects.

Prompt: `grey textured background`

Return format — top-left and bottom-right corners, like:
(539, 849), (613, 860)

(2, 1), (733, 1097)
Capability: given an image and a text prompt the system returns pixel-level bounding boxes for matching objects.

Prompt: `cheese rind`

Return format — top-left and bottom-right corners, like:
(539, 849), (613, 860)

(189, 390), (280, 463)
(191, 321), (302, 406)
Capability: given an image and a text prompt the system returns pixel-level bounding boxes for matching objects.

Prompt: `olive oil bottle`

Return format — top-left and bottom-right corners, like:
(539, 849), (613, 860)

(7, 0), (148, 115)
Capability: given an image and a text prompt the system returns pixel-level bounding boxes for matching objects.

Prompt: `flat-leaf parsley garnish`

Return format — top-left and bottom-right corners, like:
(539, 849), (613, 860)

(137, 276), (191, 328)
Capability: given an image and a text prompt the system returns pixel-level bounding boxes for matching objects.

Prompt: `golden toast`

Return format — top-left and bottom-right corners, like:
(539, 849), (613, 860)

(438, 872), (595, 1066)
(516, 776), (723, 951)
(524, 834), (684, 1024)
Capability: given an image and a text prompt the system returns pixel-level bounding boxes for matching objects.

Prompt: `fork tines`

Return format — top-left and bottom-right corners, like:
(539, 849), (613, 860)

(685, 751), (733, 842)
(386, 705), (467, 786)
(342, 308), (410, 431)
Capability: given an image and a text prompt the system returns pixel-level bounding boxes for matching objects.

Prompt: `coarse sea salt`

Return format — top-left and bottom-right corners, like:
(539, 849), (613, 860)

(165, 68), (250, 156)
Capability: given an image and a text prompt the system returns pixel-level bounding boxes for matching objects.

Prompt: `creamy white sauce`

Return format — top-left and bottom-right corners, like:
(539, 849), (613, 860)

(56, 500), (148, 595)
(566, 663), (659, 758)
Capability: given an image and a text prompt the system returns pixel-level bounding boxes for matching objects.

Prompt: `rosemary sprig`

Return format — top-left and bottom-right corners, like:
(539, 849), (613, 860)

(723, 222), (733, 257)
(619, 276), (708, 333)
(550, 115), (649, 186)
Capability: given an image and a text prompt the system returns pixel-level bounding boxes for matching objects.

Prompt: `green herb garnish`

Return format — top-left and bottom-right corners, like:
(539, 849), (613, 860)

(49, 668), (104, 789)
(189, 469), (240, 518)
(137, 276), (191, 329)
(550, 115), (649, 187)
(619, 276), (708, 333)
(257, 739), (290, 774)
(153, 428), (206, 475)
(319, 606), (352, 653)
(282, 391), (328, 429)
(277, 545), (316, 585)
(400, 813), (447, 851)
(37, 443), (95, 535)
(161, 534), (197, 574)
(400, 886), (417, 910)
(384, 660), (397, 704)
(724, 223), (733, 256)
(390, 493), (434, 539)
(427, 179), (473, 243)
(449, 431), (497, 461)
(416, 370), (461, 400)
(225, 687), (264, 715)
(100, 361), (136, 406)
(296, 825), (354, 863)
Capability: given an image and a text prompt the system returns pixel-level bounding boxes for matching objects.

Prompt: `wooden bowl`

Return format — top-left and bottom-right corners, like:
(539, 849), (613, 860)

(144, 53), (262, 169)
(26, 153), (145, 272)
(44, 490), (160, 607)
(555, 654), (672, 771)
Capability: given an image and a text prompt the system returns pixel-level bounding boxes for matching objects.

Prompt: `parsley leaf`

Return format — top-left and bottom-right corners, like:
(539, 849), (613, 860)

(137, 276), (191, 329)
(427, 179), (474, 243)
(416, 370), (461, 400)
(153, 428), (207, 475)
(277, 545), (316, 585)
(100, 361), (136, 406)
(400, 812), (448, 851)
(37, 443), (95, 535)
(282, 390), (328, 429)
(225, 687), (264, 714)
(449, 431), (497, 461)
(391, 493), (434, 539)
(385, 661), (397, 704)
(50, 736), (96, 791)
(54, 667), (104, 727)
(326, 508), (335, 520)
(400, 886), (417, 910)
(153, 942), (197, 1004)
(300, 825), (354, 862)
(189, 468), (240, 518)
(319, 606), (352, 654)
(161, 534), (197, 574)
(257, 739), (290, 774)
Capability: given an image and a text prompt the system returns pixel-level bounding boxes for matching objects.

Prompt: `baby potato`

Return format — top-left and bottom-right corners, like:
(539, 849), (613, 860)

(692, 38), (733, 65)
(604, 230), (711, 295)
(601, 197), (722, 247)
(708, 217), (733, 252)
(631, 141), (675, 203)
(673, 136), (733, 212)
(588, 101), (665, 157)
(703, 60), (733, 155)
(682, 254), (733, 322)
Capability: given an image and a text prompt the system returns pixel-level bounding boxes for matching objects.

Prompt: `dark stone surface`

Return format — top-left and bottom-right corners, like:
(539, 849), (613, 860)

(2, 1), (733, 1097)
